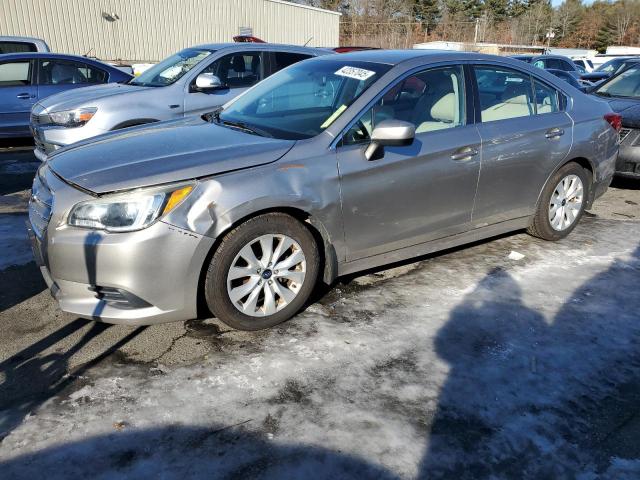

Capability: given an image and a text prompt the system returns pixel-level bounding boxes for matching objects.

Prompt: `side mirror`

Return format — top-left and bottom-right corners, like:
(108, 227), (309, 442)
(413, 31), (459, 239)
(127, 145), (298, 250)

(364, 119), (415, 161)
(195, 73), (224, 91)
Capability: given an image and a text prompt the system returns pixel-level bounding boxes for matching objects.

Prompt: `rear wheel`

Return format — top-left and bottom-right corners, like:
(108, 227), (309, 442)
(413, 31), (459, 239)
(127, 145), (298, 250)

(205, 213), (319, 330)
(527, 162), (588, 241)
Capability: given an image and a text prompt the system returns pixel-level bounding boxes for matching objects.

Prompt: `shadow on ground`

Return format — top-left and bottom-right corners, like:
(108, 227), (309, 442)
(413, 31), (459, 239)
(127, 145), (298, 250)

(1, 242), (639, 478)
(0, 262), (46, 313)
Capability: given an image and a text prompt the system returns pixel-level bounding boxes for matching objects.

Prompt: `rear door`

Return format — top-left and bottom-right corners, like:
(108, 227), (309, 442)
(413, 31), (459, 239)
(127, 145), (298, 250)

(37, 58), (109, 100)
(337, 64), (482, 261)
(0, 59), (37, 137)
(471, 64), (573, 226)
(183, 51), (265, 115)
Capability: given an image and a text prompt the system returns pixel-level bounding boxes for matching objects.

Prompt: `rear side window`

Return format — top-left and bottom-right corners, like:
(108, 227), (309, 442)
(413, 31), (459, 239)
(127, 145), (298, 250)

(475, 66), (534, 122)
(533, 80), (560, 114)
(39, 59), (108, 85)
(546, 58), (573, 71)
(0, 61), (32, 86)
(0, 41), (37, 54)
(271, 52), (312, 74)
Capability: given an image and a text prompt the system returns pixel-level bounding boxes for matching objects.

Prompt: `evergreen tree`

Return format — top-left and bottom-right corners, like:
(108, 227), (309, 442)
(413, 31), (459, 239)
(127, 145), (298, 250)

(595, 20), (616, 52)
(485, 0), (510, 22)
(413, 0), (442, 31)
(508, 0), (528, 17)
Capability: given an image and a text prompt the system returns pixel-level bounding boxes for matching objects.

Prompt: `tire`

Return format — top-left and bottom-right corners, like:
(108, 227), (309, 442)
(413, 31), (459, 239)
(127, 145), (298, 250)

(527, 162), (589, 241)
(205, 213), (320, 331)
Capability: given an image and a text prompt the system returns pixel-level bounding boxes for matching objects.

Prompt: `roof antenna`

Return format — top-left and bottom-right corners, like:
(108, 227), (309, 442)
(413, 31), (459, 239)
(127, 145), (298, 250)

(303, 37), (313, 47)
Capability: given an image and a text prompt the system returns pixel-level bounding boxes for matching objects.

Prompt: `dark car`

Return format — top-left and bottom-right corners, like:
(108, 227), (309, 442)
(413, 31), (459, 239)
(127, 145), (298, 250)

(546, 69), (588, 92)
(586, 57), (640, 83)
(591, 64), (640, 179)
(0, 52), (132, 139)
(511, 54), (609, 84)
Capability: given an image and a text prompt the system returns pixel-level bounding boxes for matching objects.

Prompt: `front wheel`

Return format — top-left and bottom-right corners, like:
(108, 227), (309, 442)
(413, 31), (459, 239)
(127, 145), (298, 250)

(527, 162), (589, 241)
(205, 213), (319, 331)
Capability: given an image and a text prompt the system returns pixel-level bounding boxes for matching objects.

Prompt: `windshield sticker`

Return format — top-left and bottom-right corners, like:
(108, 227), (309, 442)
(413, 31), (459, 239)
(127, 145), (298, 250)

(335, 66), (376, 81)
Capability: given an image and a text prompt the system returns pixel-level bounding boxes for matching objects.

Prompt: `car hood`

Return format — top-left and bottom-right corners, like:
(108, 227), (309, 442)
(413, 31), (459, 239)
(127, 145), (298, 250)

(34, 82), (152, 112)
(600, 97), (640, 128)
(47, 117), (295, 194)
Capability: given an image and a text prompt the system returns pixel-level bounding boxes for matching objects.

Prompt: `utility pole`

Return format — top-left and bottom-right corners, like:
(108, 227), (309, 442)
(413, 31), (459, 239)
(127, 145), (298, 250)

(474, 18), (479, 44)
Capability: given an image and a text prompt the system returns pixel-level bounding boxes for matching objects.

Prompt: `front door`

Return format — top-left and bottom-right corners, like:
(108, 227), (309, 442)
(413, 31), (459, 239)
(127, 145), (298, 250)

(183, 51), (264, 116)
(471, 64), (573, 226)
(337, 65), (482, 261)
(0, 59), (37, 137)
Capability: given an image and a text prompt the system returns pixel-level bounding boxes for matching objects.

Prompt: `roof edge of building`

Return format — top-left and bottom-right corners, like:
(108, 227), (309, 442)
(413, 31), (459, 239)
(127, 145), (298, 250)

(265, 0), (342, 16)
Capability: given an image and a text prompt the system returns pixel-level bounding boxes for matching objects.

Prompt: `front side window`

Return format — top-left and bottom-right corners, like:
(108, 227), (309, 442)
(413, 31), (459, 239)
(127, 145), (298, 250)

(217, 60), (391, 140)
(342, 66), (465, 145)
(40, 60), (107, 85)
(130, 49), (213, 87)
(202, 52), (262, 88)
(475, 66), (534, 122)
(595, 66), (640, 99)
(0, 61), (31, 86)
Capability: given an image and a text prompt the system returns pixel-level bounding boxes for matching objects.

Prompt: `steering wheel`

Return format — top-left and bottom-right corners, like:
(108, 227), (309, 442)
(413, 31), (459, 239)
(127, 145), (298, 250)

(353, 119), (370, 141)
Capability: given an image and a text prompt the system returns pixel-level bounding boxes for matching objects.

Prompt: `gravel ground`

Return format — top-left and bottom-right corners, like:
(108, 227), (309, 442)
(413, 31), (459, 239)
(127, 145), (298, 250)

(0, 148), (639, 479)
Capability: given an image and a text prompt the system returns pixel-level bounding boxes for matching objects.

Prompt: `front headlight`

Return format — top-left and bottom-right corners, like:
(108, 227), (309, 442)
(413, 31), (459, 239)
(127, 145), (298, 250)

(49, 107), (97, 127)
(68, 184), (194, 232)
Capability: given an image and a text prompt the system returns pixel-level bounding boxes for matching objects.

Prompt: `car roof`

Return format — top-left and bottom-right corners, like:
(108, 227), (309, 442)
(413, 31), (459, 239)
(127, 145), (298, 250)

(0, 35), (47, 44)
(188, 42), (332, 55)
(530, 54), (573, 61)
(0, 52), (119, 67)
(311, 49), (519, 66)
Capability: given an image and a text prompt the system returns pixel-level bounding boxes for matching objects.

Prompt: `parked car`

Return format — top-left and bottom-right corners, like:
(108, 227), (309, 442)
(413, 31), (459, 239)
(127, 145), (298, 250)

(584, 56), (640, 83)
(511, 54), (609, 83)
(546, 69), (589, 92)
(30, 43), (331, 160)
(0, 53), (132, 139)
(572, 57), (594, 73)
(28, 51), (618, 330)
(0, 36), (50, 54)
(591, 64), (640, 179)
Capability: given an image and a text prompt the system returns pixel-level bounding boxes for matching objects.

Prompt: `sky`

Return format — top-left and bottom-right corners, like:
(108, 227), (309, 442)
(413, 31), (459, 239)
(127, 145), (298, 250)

(552, 0), (594, 6)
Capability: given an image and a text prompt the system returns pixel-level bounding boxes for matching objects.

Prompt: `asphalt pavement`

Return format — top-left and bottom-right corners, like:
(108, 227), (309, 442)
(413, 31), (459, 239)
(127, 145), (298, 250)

(0, 145), (639, 479)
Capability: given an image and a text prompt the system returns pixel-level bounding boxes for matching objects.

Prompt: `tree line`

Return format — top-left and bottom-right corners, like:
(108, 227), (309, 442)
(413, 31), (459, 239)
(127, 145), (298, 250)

(291, 0), (640, 51)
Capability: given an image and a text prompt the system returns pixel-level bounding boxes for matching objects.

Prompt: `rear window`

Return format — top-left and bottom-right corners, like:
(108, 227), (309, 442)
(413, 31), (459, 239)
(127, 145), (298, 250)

(0, 41), (37, 54)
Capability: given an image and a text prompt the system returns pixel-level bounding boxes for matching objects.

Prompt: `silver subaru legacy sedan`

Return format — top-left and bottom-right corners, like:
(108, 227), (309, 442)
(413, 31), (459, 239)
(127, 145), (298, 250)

(28, 50), (619, 330)
(30, 43), (331, 160)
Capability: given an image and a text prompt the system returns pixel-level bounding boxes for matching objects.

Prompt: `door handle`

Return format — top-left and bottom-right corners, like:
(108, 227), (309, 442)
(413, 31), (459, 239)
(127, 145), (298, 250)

(450, 146), (479, 161)
(16, 93), (35, 99)
(545, 128), (564, 139)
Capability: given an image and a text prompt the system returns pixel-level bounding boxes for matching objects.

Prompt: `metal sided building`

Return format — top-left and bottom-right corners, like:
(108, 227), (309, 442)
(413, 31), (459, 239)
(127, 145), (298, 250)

(0, 0), (340, 62)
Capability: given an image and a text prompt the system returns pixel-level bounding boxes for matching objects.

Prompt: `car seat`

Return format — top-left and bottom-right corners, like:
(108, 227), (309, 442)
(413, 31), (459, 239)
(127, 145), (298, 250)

(481, 81), (533, 121)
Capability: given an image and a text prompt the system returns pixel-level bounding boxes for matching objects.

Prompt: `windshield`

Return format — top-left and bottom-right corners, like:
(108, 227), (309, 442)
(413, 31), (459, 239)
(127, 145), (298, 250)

(217, 59), (391, 140)
(130, 49), (213, 87)
(597, 59), (624, 73)
(596, 66), (640, 98)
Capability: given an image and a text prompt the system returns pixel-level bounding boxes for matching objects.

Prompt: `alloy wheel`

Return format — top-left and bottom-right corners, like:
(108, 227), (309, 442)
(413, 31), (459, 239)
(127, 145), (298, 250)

(548, 174), (584, 231)
(226, 234), (307, 317)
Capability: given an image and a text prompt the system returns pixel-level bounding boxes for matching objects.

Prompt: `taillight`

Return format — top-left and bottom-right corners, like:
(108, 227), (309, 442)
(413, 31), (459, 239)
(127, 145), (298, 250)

(604, 112), (622, 132)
